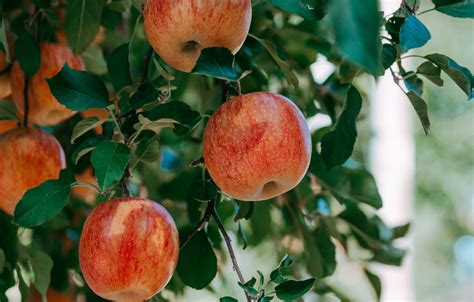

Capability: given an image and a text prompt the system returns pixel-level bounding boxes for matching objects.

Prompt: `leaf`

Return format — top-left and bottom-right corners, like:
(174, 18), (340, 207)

(106, 0), (132, 12)
(371, 245), (406, 266)
(381, 44), (397, 70)
(0, 249), (4, 274)
(403, 72), (424, 96)
(399, 15), (431, 52)
(250, 35), (299, 89)
(192, 47), (245, 81)
(177, 230), (217, 289)
(129, 82), (160, 109)
(134, 134), (160, 164)
(238, 277), (258, 296)
(0, 10), (9, 62)
(47, 64), (110, 111)
(188, 180), (218, 202)
(13, 170), (74, 227)
(392, 223), (411, 240)
(91, 141), (131, 191)
(234, 201), (255, 221)
(416, 61), (444, 86)
(268, 0), (328, 20)
(72, 136), (103, 164)
(425, 53), (473, 98)
(433, 0), (474, 18)
(365, 269), (382, 299)
(82, 45), (107, 75)
(220, 298), (238, 302)
(321, 86), (362, 169)
(71, 117), (105, 143)
(14, 30), (41, 76)
(28, 250), (53, 300)
(0, 100), (18, 122)
(275, 278), (316, 300)
(65, 0), (106, 54)
(146, 101), (201, 136)
(329, 0), (380, 74)
(406, 91), (431, 135)
(106, 43), (133, 91)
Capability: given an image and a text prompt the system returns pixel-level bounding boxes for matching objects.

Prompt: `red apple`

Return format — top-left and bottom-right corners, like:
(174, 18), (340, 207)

(79, 197), (179, 302)
(203, 92), (312, 201)
(0, 128), (66, 215)
(10, 42), (85, 126)
(144, 0), (252, 72)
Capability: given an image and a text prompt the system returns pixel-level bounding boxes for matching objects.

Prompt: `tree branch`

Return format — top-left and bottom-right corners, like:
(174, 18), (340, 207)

(212, 209), (252, 302)
(180, 199), (215, 250)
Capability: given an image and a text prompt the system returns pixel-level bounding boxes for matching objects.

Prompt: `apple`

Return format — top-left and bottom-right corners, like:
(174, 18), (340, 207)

(0, 120), (17, 135)
(10, 42), (85, 126)
(28, 288), (72, 302)
(0, 50), (11, 99)
(79, 197), (179, 302)
(203, 92), (312, 201)
(0, 128), (66, 215)
(143, 0), (252, 72)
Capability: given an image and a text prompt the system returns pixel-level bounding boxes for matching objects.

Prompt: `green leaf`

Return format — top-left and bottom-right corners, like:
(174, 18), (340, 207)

(372, 245), (406, 266)
(129, 82), (160, 109)
(192, 47), (244, 81)
(250, 35), (299, 89)
(433, 0), (474, 18)
(71, 117), (106, 143)
(220, 297), (238, 302)
(72, 136), (103, 164)
(0, 100), (18, 122)
(13, 170), (74, 227)
(146, 101), (201, 136)
(234, 201), (255, 221)
(0, 249), (4, 274)
(304, 225), (336, 278)
(106, 43), (133, 91)
(28, 250), (53, 300)
(425, 53), (473, 98)
(321, 86), (362, 169)
(406, 91), (431, 135)
(134, 133), (160, 164)
(392, 223), (411, 240)
(275, 278), (316, 300)
(47, 64), (110, 111)
(238, 277), (258, 296)
(381, 44), (397, 70)
(188, 180), (218, 203)
(416, 61), (444, 86)
(82, 45), (108, 75)
(329, 0), (380, 74)
(91, 141), (131, 191)
(0, 10), (9, 62)
(399, 15), (431, 53)
(14, 30), (41, 76)
(65, 0), (106, 54)
(106, 0), (132, 12)
(268, 0), (328, 20)
(177, 230), (217, 289)
(365, 269), (382, 299)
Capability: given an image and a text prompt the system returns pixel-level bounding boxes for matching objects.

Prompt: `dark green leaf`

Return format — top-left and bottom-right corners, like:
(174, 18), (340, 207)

(13, 170), (74, 227)
(192, 47), (244, 81)
(417, 61), (444, 86)
(134, 134), (160, 164)
(321, 86), (362, 169)
(433, 0), (474, 18)
(188, 180), (218, 202)
(106, 0), (132, 12)
(91, 141), (131, 191)
(47, 64), (110, 111)
(381, 44), (397, 70)
(237, 221), (249, 249)
(65, 0), (106, 54)
(177, 230), (217, 289)
(371, 245), (406, 266)
(72, 136), (103, 164)
(14, 30), (40, 76)
(28, 249), (53, 299)
(425, 53), (473, 98)
(234, 201), (255, 221)
(365, 269), (382, 299)
(399, 15), (431, 52)
(238, 277), (258, 296)
(220, 298), (238, 302)
(146, 101), (201, 136)
(129, 82), (160, 109)
(71, 117), (105, 144)
(106, 43), (133, 91)
(0, 100), (18, 122)
(392, 223), (411, 240)
(406, 91), (430, 135)
(268, 0), (328, 20)
(275, 278), (316, 300)
(329, 0), (380, 74)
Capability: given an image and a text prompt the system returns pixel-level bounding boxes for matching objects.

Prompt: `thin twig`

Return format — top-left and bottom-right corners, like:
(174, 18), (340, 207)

(180, 199), (215, 250)
(212, 210), (252, 302)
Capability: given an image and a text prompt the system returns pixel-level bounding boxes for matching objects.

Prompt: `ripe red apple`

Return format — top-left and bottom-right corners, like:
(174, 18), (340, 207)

(79, 197), (179, 302)
(203, 92), (312, 201)
(10, 42), (85, 126)
(0, 128), (66, 215)
(144, 0), (252, 72)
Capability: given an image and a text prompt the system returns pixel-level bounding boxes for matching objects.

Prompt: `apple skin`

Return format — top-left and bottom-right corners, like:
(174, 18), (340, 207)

(144, 0), (252, 72)
(203, 92), (312, 201)
(0, 128), (66, 215)
(79, 197), (179, 302)
(10, 42), (85, 126)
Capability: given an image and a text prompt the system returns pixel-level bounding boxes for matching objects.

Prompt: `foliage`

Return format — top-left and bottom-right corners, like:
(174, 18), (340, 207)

(0, 0), (472, 301)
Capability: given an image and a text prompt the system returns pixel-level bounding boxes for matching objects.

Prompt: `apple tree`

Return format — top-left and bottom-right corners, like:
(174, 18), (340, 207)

(0, 0), (472, 301)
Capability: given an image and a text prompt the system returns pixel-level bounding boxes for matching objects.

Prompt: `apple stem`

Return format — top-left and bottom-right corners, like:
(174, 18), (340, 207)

(212, 209), (252, 302)
(23, 77), (29, 128)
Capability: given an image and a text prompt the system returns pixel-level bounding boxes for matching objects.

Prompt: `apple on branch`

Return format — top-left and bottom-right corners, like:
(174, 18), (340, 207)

(144, 0), (252, 72)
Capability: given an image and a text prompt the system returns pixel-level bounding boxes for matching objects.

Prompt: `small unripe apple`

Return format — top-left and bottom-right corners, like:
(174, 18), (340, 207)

(79, 198), (179, 302)
(0, 128), (66, 215)
(203, 92), (312, 201)
(10, 42), (85, 126)
(144, 0), (252, 72)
